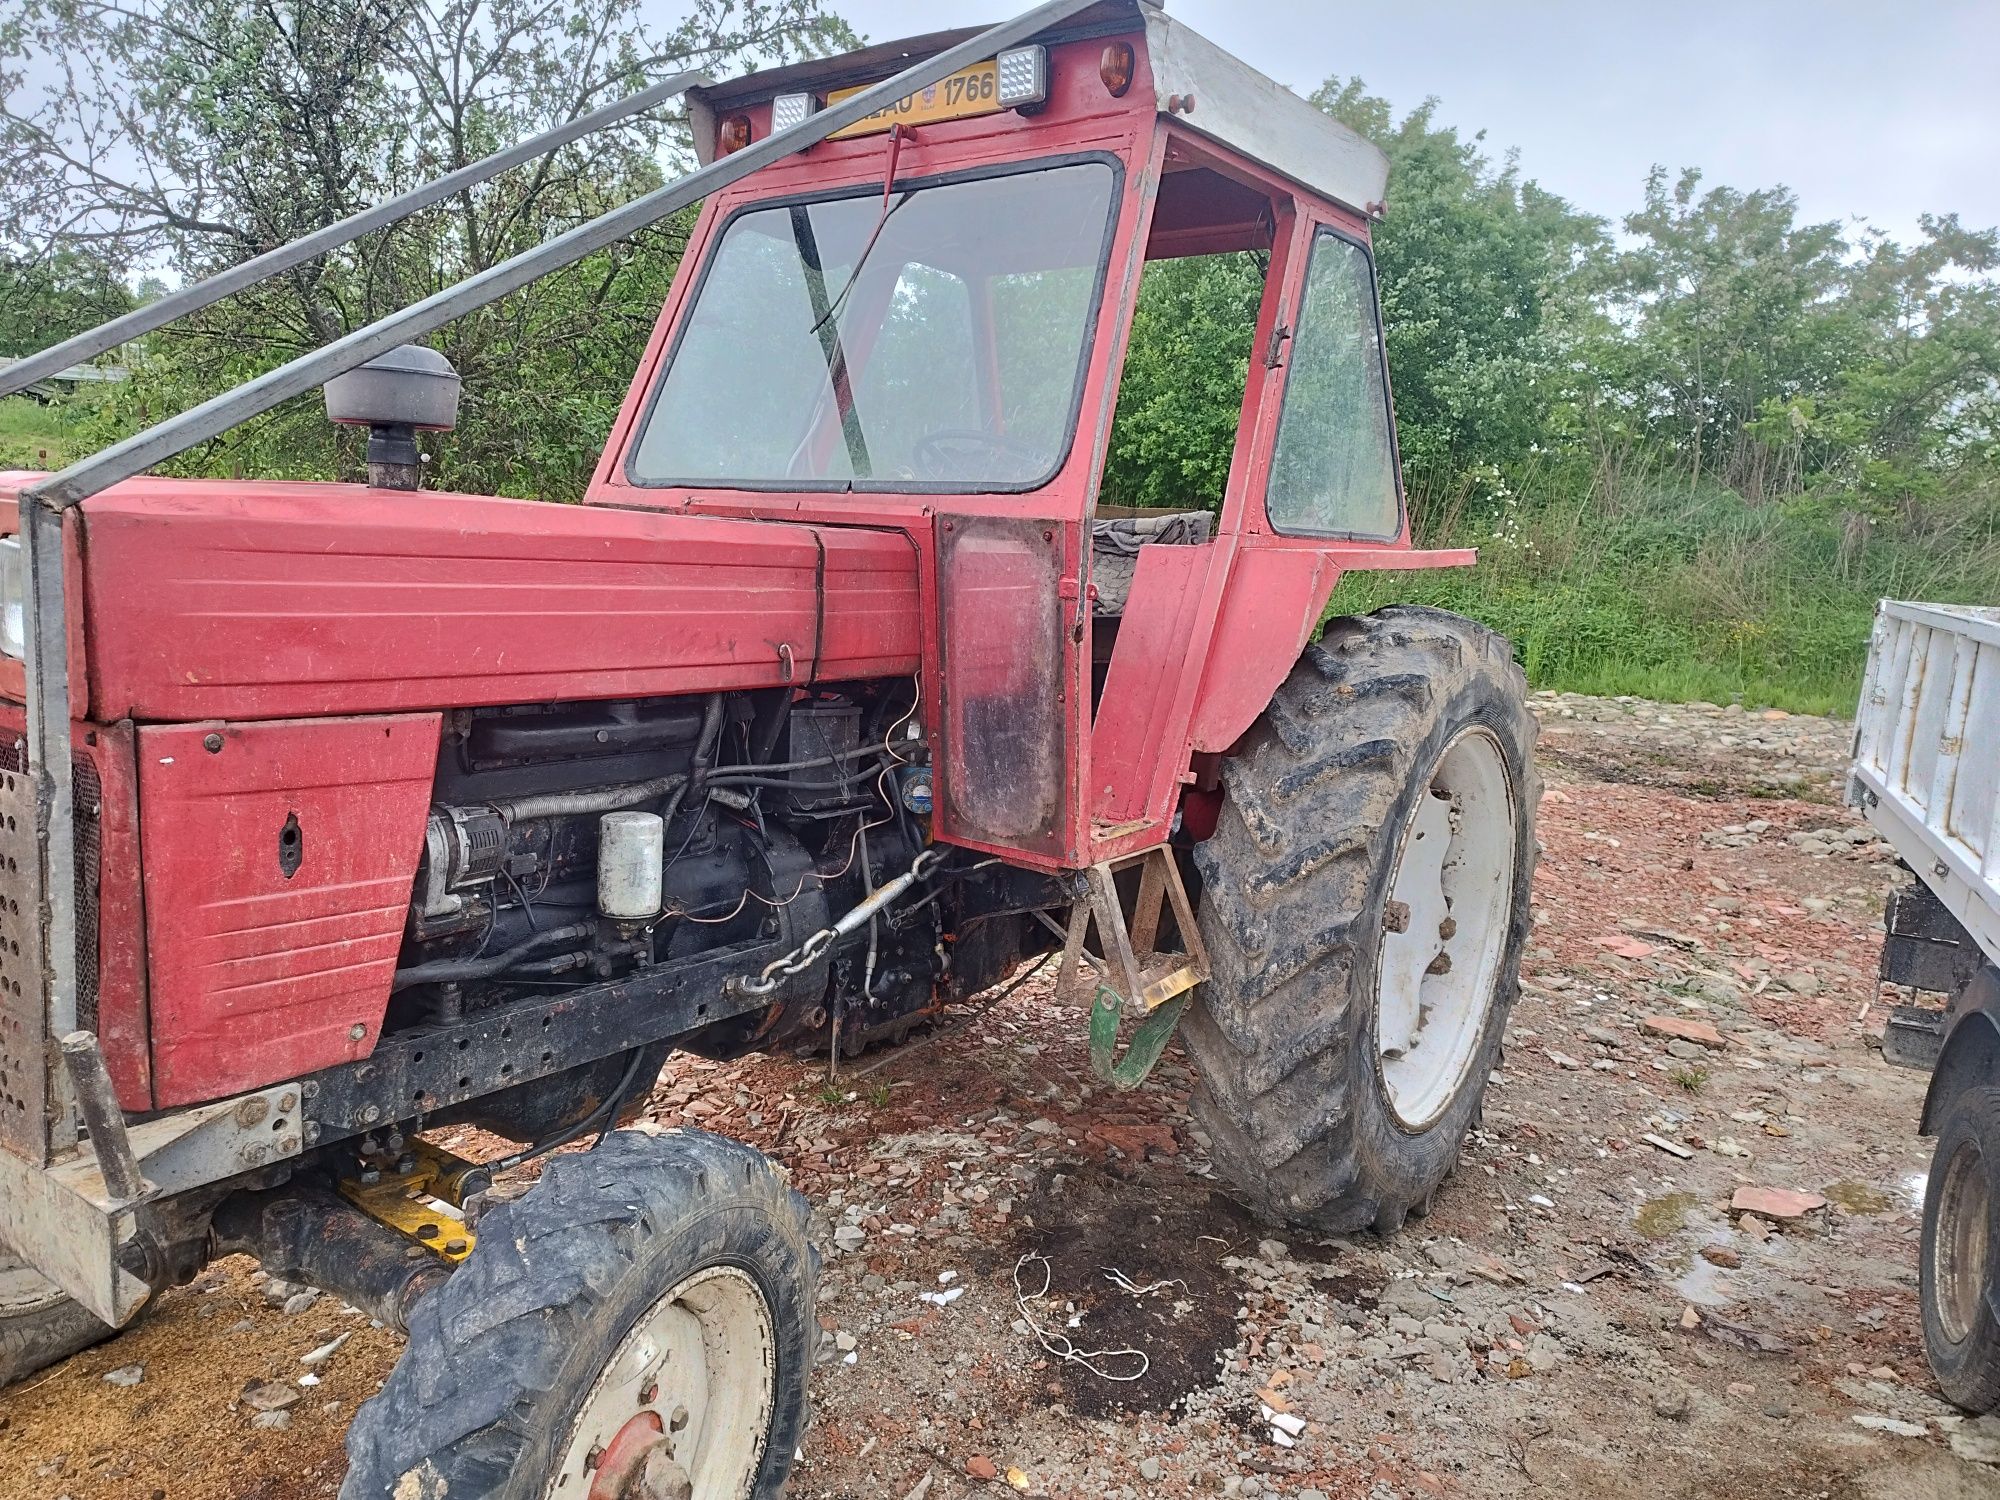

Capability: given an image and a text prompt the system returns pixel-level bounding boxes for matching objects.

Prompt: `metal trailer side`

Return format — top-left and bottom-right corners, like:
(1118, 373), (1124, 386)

(1851, 600), (2000, 1087)
(1851, 600), (2000, 971)
(1856, 602), (2000, 1413)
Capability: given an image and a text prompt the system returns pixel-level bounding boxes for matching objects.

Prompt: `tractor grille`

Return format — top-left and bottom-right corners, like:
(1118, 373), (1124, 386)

(0, 742), (99, 1031)
(0, 742), (103, 1161)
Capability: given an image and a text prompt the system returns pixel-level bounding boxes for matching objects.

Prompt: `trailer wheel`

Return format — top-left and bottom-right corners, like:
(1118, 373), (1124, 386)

(1922, 1085), (2000, 1413)
(0, 1255), (122, 1389)
(1184, 607), (1539, 1234)
(340, 1128), (815, 1499)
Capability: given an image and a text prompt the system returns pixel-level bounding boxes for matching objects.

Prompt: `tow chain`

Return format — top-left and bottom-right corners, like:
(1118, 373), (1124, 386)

(737, 848), (945, 997)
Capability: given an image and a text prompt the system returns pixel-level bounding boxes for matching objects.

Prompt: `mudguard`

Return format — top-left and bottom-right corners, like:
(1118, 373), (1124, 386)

(1922, 963), (2000, 1135)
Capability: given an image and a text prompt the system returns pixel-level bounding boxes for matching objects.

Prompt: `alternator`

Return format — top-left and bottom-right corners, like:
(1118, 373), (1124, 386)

(414, 805), (508, 922)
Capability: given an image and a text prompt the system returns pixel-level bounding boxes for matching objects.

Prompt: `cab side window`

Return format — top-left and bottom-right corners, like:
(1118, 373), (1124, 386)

(1267, 230), (1401, 539)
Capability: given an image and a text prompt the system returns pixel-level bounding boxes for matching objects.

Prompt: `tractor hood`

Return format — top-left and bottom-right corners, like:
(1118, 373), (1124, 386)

(0, 474), (921, 724)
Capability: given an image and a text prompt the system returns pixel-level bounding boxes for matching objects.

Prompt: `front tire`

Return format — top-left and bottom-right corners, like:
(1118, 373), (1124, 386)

(1921, 1085), (2000, 1412)
(340, 1128), (816, 1499)
(0, 1255), (122, 1389)
(1184, 607), (1539, 1234)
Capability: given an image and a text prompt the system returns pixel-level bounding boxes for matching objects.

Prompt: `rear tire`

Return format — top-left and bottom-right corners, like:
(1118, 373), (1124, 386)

(1184, 607), (1539, 1234)
(0, 1256), (121, 1389)
(340, 1128), (816, 1499)
(1921, 1085), (2000, 1413)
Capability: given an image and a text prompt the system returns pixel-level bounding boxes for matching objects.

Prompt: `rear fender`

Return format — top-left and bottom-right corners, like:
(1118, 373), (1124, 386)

(1922, 964), (2000, 1134)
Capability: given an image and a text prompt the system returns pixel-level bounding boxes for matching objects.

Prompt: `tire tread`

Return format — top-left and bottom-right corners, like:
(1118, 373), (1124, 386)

(1189, 608), (1539, 1234)
(341, 1128), (814, 1499)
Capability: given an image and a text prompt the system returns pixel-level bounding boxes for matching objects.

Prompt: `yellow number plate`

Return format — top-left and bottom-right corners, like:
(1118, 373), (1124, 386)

(828, 60), (1003, 139)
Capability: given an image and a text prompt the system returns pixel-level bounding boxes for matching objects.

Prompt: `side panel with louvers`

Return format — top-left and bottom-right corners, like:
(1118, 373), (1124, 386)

(0, 713), (143, 1128)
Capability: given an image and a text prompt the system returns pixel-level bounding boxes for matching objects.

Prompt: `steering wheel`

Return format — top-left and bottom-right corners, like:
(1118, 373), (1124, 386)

(910, 428), (1047, 483)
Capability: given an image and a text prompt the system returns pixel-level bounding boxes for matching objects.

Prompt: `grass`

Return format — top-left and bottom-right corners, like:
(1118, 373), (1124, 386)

(1670, 1065), (1711, 1096)
(0, 395), (78, 469)
(1330, 461), (2000, 716)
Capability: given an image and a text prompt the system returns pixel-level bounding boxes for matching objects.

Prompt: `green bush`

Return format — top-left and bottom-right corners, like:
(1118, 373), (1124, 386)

(1331, 461), (2000, 714)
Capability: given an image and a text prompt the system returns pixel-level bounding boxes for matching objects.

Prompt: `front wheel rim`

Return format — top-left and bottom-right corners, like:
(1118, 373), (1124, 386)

(547, 1265), (777, 1500)
(1375, 725), (1518, 1131)
(1932, 1138), (1992, 1347)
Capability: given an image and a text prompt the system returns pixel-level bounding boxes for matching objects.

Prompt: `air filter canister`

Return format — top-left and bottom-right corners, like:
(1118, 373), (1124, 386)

(597, 811), (665, 919)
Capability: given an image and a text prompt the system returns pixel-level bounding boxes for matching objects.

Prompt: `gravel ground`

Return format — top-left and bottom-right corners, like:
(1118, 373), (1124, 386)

(3, 691), (1997, 1500)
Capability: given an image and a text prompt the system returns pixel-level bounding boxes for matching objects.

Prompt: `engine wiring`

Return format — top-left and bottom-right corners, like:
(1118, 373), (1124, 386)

(416, 678), (937, 993)
(666, 676), (925, 927)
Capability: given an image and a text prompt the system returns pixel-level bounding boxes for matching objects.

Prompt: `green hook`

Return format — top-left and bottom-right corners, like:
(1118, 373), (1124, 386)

(1088, 986), (1189, 1091)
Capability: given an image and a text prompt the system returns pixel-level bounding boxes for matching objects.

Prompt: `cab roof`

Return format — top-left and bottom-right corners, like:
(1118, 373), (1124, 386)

(686, 0), (1391, 218)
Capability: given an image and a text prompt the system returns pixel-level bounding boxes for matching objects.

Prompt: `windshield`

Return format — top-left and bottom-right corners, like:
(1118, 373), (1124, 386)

(628, 159), (1119, 491)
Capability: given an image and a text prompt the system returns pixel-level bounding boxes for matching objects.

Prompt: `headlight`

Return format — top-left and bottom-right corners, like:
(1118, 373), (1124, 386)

(0, 535), (21, 660)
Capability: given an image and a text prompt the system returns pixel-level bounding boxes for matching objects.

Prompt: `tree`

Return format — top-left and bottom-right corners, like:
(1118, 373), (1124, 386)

(1313, 78), (1604, 492)
(0, 247), (132, 360)
(0, 0), (856, 497)
(1101, 252), (1264, 512)
(1586, 167), (1862, 493)
(1782, 215), (2000, 515)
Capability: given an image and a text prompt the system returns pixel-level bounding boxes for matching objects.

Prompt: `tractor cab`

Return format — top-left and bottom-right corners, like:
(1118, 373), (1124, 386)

(589, 0), (1469, 871)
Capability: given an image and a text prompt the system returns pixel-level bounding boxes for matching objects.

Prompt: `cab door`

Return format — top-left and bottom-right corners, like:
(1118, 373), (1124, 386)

(928, 151), (1155, 870)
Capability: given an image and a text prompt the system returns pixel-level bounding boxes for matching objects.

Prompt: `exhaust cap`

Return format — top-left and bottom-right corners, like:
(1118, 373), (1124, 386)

(324, 344), (462, 432)
(324, 344), (461, 489)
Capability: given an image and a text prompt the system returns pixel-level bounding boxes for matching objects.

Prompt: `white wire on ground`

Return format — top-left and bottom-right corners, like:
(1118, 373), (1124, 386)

(1103, 1269), (1186, 1298)
(1012, 1252), (1149, 1383)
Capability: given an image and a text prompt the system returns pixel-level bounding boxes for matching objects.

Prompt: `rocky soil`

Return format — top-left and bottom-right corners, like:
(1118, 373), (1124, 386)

(3, 691), (1997, 1500)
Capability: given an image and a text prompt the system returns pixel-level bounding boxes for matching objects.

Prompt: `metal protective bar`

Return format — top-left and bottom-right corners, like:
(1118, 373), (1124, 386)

(25, 0), (1096, 514)
(0, 71), (707, 401)
(19, 495), (76, 1160)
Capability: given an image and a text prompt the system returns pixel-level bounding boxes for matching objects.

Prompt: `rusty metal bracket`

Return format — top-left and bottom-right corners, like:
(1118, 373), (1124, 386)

(1053, 847), (1209, 1089)
(1056, 847), (1209, 1018)
(0, 1072), (308, 1325)
(337, 1139), (485, 1265)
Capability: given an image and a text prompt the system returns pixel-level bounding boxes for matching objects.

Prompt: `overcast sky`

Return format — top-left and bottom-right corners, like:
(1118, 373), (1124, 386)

(817, 1), (2000, 247)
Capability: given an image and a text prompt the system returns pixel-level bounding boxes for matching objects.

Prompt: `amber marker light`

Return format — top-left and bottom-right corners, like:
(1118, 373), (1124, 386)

(1100, 41), (1137, 98)
(718, 115), (754, 156)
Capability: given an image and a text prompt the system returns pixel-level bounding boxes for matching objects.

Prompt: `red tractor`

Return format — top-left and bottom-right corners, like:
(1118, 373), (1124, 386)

(0, 3), (1537, 1495)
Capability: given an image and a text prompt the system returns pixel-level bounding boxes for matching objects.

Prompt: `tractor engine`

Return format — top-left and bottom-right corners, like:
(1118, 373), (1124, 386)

(384, 685), (1046, 1134)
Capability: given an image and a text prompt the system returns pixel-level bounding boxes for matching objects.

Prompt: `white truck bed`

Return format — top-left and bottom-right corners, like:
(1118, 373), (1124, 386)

(1851, 600), (2000, 970)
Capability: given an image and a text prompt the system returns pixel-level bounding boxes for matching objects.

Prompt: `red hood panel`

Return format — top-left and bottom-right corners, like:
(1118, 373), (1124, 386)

(76, 480), (921, 722)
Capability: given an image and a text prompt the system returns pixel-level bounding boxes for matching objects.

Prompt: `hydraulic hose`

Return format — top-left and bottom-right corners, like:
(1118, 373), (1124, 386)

(660, 692), (726, 829)
(391, 922), (594, 992)
(485, 778), (686, 824)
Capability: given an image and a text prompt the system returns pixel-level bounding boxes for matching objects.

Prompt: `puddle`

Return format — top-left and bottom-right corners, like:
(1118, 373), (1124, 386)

(1903, 1171), (1931, 1212)
(1823, 1180), (1892, 1215)
(1672, 1254), (1738, 1309)
(1636, 1191), (1698, 1239)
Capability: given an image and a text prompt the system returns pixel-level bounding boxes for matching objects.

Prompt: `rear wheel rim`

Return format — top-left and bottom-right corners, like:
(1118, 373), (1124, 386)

(1375, 726), (1517, 1131)
(1932, 1137), (1992, 1346)
(548, 1265), (776, 1499)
